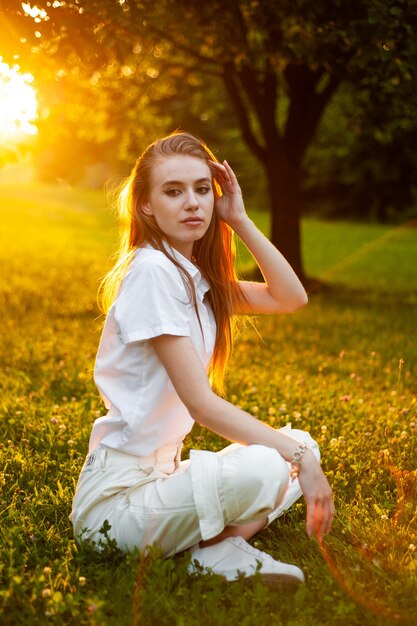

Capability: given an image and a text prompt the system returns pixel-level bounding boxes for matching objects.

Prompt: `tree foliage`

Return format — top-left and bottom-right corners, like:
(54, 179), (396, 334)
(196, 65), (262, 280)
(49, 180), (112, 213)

(2, 0), (417, 278)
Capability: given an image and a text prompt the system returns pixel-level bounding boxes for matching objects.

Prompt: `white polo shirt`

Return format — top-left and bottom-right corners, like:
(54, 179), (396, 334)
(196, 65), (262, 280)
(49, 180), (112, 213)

(89, 243), (216, 456)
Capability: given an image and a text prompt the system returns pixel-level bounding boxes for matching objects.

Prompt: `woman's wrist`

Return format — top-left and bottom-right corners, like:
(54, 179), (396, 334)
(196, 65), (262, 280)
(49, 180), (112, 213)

(228, 213), (253, 235)
(289, 443), (316, 481)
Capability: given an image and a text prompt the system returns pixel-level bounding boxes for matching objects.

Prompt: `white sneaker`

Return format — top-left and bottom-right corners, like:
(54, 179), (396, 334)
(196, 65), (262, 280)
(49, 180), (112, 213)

(189, 536), (304, 587)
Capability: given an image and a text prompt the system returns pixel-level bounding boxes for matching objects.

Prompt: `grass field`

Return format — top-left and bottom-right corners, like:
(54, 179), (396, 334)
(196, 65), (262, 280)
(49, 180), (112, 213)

(0, 182), (416, 626)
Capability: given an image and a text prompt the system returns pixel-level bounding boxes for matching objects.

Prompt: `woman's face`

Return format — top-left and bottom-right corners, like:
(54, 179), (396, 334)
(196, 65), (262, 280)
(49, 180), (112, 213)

(142, 154), (214, 259)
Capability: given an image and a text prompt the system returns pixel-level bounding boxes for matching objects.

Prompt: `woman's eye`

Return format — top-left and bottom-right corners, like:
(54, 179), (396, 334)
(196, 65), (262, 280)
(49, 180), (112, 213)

(165, 189), (180, 197)
(197, 186), (210, 195)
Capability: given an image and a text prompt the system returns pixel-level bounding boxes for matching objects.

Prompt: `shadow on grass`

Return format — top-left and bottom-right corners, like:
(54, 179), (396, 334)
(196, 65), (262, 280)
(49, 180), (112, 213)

(241, 264), (417, 308)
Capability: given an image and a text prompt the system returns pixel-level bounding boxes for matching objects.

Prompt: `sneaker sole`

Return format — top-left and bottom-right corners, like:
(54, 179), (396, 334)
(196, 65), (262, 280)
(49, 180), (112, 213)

(188, 567), (304, 590)
(189, 563), (304, 590)
(227, 570), (304, 590)
(257, 572), (304, 590)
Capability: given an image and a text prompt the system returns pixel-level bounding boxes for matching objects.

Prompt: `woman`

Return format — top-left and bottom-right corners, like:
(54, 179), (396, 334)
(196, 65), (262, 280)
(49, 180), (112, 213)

(71, 131), (334, 586)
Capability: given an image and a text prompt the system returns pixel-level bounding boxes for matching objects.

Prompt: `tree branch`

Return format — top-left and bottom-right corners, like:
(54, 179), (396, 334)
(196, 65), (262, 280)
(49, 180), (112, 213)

(156, 58), (223, 79)
(262, 58), (277, 119)
(237, 62), (281, 148)
(284, 64), (340, 165)
(124, 0), (222, 71)
(222, 62), (267, 163)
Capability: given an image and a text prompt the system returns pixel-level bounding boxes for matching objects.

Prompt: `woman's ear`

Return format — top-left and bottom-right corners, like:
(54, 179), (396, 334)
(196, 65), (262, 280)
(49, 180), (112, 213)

(141, 202), (154, 216)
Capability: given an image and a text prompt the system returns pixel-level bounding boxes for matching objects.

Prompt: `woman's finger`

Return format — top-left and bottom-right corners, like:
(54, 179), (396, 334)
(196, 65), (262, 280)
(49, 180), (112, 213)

(223, 161), (241, 189)
(318, 500), (329, 542)
(208, 160), (227, 177)
(223, 160), (236, 178)
(316, 498), (334, 541)
(305, 496), (332, 542)
(306, 500), (315, 539)
(325, 497), (335, 535)
(209, 160), (239, 190)
(310, 500), (321, 541)
(212, 169), (230, 192)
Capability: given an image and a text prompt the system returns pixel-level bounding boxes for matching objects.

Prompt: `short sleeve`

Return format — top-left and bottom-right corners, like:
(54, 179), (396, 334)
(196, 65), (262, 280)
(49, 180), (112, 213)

(114, 256), (191, 344)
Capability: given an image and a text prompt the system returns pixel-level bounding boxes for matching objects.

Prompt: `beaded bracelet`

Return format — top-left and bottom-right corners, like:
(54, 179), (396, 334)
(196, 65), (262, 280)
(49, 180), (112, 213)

(289, 441), (308, 482)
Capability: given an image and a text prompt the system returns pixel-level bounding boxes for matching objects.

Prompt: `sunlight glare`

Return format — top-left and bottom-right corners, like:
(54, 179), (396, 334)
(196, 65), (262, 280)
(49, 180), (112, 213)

(21, 3), (49, 20)
(0, 59), (38, 140)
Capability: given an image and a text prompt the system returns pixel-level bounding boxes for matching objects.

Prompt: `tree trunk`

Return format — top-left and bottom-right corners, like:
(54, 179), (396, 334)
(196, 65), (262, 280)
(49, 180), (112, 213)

(265, 154), (305, 283)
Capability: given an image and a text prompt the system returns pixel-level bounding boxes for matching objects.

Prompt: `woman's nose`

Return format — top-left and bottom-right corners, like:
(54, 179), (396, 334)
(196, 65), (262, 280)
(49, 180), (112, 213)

(185, 190), (199, 209)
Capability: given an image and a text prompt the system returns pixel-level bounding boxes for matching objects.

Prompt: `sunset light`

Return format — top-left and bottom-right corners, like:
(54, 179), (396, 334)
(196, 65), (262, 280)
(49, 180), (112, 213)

(0, 59), (38, 141)
(0, 2), (416, 624)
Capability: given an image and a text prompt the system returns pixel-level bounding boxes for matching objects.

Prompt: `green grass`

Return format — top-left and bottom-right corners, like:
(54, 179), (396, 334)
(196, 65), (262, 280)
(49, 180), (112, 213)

(0, 182), (416, 625)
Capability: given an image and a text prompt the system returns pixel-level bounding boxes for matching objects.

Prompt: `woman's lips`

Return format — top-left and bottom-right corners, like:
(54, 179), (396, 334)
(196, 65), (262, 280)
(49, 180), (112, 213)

(181, 218), (204, 225)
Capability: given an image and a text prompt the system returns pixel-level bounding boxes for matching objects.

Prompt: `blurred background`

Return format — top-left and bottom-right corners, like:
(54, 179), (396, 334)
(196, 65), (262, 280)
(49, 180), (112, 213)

(1, 0), (416, 283)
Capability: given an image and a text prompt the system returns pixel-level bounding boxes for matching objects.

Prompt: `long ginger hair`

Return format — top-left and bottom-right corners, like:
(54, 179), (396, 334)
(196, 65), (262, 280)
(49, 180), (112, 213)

(99, 131), (246, 394)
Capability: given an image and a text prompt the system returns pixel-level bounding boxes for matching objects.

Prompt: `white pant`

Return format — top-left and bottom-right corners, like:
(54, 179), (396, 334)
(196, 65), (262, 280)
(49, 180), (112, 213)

(70, 427), (320, 557)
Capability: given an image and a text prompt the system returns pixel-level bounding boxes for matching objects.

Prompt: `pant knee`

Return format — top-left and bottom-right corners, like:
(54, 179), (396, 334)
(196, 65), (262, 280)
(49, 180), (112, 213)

(235, 444), (288, 486)
(221, 445), (289, 523)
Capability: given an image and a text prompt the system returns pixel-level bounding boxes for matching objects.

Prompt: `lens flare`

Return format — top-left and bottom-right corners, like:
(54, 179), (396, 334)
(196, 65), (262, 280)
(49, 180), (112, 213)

(0, 59), (38, 141)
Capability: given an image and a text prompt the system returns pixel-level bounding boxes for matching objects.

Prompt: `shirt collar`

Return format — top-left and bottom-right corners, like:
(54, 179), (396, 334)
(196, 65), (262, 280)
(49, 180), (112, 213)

(142, 241), (211, 300)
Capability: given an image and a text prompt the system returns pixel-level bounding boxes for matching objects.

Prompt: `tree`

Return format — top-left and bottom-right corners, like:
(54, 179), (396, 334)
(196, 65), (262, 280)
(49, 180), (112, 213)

(2, 0), (417, 280)
(304, 79), (417, 223)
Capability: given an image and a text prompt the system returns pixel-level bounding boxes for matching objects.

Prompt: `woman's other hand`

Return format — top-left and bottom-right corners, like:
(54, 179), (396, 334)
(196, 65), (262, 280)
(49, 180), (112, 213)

(298, 451), (335, 542)
(209, 159), (247, 228)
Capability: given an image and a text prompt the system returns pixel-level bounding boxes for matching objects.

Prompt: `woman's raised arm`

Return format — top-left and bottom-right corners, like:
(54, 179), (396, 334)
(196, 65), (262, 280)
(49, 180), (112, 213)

(210, 159), (307, 315)
(152, 333), (334, 542)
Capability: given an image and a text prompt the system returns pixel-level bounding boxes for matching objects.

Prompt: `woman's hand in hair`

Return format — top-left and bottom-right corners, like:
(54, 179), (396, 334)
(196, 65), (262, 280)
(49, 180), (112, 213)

(209, 160), (248, 228)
